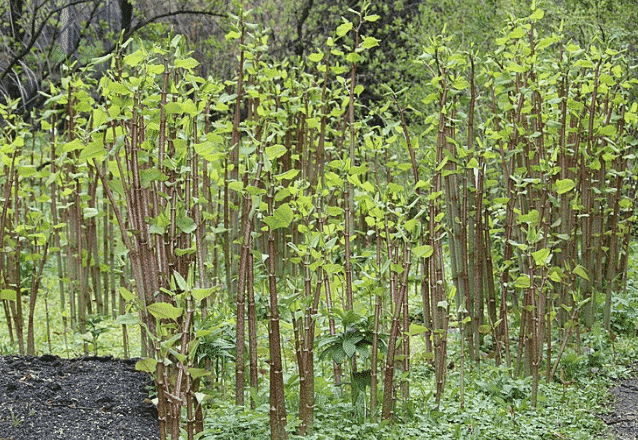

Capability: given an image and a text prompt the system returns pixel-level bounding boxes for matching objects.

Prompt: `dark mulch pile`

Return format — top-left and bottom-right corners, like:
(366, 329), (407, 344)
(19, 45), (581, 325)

(0, 354), (159, 440)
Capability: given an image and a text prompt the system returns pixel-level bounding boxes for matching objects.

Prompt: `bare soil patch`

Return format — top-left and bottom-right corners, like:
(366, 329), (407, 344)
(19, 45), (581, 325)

(601, 377), (638, 439)
(0, 354), (159, 440)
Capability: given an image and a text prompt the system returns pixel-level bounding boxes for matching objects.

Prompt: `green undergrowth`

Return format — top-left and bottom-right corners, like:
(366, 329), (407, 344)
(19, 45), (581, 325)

(0, 296), (636, 440)
(1, 283), (637, 440)
(0, 293), (141, 359)
(193, 329), (638, 440)
(190, 265), (638, 439)
(194, 370), (614, 440)
(2, 257), (637, 438)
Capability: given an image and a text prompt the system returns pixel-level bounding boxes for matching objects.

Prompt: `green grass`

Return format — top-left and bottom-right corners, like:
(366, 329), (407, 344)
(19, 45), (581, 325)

(0, 290), (141, 359)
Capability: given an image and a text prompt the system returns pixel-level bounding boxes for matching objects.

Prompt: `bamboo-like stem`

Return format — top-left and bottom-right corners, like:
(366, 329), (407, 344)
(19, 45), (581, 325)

(370, 224), (383, 417)
(26, 241), (50, 355)
(266, 211), (288, 439)
(0, 150), (17, 347)
(247, 244), (259, 409)
(381, 245), (411, 420)
(429, 47), (451, 405)
(316, 205), (343, 389)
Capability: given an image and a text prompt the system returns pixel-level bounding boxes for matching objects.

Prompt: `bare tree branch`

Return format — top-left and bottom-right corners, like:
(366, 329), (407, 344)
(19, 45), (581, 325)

(1, 0), (92, 83)
(123, 8), (227, 42)
(1, 1), (228, 114)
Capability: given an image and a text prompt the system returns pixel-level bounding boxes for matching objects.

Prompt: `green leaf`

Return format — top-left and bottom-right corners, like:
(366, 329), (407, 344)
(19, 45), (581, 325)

(598, 125), (617, 136)
(323, 263), (343, 275)
(1, 289), (16, 301)
(192, 288), (215, 303)
(170, 34), (182, 48)
(175, 247), (196, 257)
(28, 233), (47, 246)
(342, 339), (357, 358)
(518, 210), (539, 224)
(119, 286), (136, 302)
(478, 324), (492, 334)
(173, 271), (188, 291)
(356, 344), (370, 359)
(18, 165), (37, 178)
(176, 214), (197, 234)
(530, 8), (544, 20)
(83, 208), (99, 219)
(589, 158), (601, 171)
(140, 168), (168, 188)
(275, 169), (300, 181)
(507, 62), (526, 73)
(532, 248), (551, 266)
(362, 36), (380, 49)
(180, 100), (198, 116)
(263, 203), (293, 230)
(336, 22), (353, 37)
(332, 347), (346, 364)
(164, 102), (182, 115)
(361, 181), (374, 192)
(124, 50), (145, 67)
(572, 265), (590, 281)
(404, 218), (417, 233)
(146, 64), (165, 75)
(549, 268), (562, 282)
(265, 144), (287, 160)
(599, 74), (615, 86)
(514, 274), (531, 288)
(555, 178), (575, 194)
(409, 323), (428, 335)
(79, 141), (106, 161)
(346, 52), (361, 63)
(413, 245), (433, 259)
(12, 136), (24, 147)
(135, 357), (157, 374)
(116, 313), (140, 326)
(63, 138), (83, 153)
(188, 367), (211, 380)
(308, 52), (324, 63)
(228, 181), (244, 192)
(174, 58), (199, 69)
(147, 302), (183, 321)
(326, 206), (343, 217)
(508, 27), (526, 39)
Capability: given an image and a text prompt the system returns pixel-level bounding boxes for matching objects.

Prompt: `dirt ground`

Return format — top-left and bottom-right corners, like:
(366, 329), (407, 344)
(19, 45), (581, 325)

(600, 370), (638, 440)
(0, 354), (158, 440)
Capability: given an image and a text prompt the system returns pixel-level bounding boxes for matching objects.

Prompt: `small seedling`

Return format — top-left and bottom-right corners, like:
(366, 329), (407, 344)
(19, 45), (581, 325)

(82, 314), (110, 356)
(11, 410), (22, 427)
